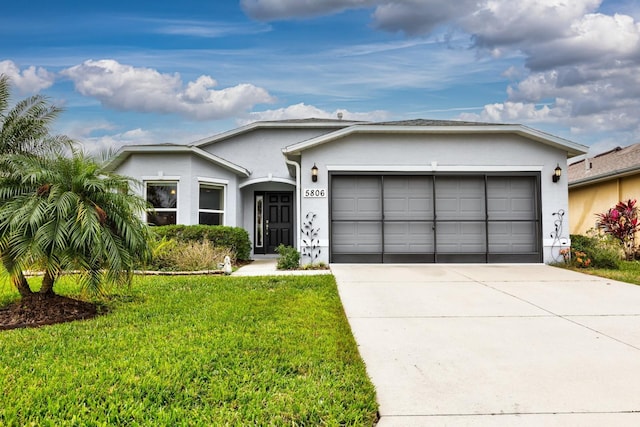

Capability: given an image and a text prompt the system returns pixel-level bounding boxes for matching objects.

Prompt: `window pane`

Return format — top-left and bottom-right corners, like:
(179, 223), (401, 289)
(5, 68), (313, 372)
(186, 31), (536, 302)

(147, 211), (176, 226)
(200, 186), (223, 210)
(147, 184), (177, 208)
(199, 212), (222, 225)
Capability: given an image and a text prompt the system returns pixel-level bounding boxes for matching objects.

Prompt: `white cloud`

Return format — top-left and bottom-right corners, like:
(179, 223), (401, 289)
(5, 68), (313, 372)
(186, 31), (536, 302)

(238, 102), (389, 125)
(524, 13), (640, 71)
(61, 120), (117, 141)
(241, 0), (377, 20)
(460, 102), (557, 124)
(0, 60), (55, 94)
(144, 18), (272, 38)
(242, 0), (601, 42)
(371, 0), (476, 35)
(75, 128), (156, 155)
(464, 0), (601, 49)
(61, 59), (275, 120)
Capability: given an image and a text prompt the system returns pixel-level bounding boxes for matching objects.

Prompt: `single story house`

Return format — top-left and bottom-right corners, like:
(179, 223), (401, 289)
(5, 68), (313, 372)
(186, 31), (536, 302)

(568, 143), (640, 235)
(104, 118), (587, 264)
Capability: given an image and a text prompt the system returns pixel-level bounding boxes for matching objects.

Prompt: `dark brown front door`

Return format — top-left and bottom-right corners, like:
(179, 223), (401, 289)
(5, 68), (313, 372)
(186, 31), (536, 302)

(255, 192), (293, 254)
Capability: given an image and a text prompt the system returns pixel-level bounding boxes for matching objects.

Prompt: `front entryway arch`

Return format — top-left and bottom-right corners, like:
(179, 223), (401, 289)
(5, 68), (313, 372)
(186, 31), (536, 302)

(240, 181), (296, 256)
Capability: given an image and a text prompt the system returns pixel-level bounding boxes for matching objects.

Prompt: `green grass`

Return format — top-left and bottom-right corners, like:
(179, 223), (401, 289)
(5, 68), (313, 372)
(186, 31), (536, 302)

(572, 260), (640, 285)
(0, 274), (378, 426)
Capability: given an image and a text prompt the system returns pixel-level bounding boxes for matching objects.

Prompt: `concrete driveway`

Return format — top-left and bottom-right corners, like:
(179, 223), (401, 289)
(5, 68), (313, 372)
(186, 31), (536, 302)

(331, 264), (640, 426)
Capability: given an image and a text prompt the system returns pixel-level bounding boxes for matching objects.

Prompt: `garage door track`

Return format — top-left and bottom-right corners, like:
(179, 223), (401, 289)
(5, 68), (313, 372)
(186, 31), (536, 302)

(332, 264), (640, 426)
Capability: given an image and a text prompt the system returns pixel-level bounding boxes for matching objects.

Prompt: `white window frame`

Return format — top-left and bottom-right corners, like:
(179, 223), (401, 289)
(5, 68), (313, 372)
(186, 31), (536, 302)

(144, 180), (179, 225)
(198, 178), (227, 226)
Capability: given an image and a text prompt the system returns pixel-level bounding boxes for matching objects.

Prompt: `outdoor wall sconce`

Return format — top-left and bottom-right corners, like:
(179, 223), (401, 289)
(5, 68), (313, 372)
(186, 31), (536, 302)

(552, 164), (562, 183)
(311, 163), (318, 182)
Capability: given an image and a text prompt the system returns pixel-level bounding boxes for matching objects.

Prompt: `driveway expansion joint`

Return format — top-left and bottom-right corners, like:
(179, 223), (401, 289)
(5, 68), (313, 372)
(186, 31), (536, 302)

(473, 278), (640, 352)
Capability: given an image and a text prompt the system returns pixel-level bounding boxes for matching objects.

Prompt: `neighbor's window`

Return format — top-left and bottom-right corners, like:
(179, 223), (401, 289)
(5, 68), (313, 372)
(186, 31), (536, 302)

(199, 184), (224, 225)
(146, 182), (177, 225)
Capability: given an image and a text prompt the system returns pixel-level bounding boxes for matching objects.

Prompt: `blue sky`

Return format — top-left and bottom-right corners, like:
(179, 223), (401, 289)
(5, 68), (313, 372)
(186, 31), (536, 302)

(2, 0), (639, 155)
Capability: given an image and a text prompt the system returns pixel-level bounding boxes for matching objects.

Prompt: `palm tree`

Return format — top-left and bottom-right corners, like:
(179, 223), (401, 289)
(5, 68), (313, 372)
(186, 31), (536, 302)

(0, 151), (151, 297)
(0, 75), (72, 157)
(0, 74), (75, 296)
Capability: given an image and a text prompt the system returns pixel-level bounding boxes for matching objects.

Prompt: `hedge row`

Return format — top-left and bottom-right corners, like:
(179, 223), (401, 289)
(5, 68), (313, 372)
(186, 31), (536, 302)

(152, 225), (251, 261)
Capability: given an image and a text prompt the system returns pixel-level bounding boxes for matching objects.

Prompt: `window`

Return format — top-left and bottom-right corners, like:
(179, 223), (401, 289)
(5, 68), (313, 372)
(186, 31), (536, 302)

(199, 184), (224, 225)
(146, 182), (177, 225)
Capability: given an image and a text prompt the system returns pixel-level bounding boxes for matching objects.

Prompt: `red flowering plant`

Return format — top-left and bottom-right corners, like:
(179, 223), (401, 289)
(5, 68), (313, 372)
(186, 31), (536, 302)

(596, 199), (640, 261)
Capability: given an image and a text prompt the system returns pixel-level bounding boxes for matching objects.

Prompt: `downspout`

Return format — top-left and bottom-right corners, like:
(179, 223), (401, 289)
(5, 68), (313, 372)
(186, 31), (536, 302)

(284, 155), (301, 252)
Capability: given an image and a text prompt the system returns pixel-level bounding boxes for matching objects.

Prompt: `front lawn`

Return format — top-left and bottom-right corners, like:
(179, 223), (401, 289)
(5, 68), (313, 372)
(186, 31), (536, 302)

(569, 260), (640, 286)
(0, 274), (378, 426)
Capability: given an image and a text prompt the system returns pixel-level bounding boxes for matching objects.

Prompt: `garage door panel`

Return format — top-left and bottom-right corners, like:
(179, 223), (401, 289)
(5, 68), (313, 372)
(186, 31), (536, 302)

(436, 177), (485, 220)
(384, 197), (432, 219)
(332, 221), (382, 254)
(384, 176), (433, 220)
(487, 177), (536, 220)
(488, 222), (537, 252)
(384, 221), (435, 253)
(331, 198), (355, 217)
(436, 222), (486, 253)
(332, 176), (381, 220)
(331, 174), (540, 263)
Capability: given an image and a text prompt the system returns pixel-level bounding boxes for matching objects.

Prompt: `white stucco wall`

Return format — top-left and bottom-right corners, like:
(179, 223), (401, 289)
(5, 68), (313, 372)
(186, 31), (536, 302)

(199, 128), (330, 182)
(297, 132), (571, 264)
(199, 128), (329, 253)
(116, 153), (241, 226)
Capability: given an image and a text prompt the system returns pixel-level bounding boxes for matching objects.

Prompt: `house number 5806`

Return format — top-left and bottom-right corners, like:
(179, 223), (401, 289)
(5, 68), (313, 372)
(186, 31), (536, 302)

(304, 189), (326, 198)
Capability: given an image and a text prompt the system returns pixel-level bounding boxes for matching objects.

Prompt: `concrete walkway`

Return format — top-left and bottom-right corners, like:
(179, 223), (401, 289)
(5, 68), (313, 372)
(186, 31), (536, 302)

(331, 264), (640, 426)
(232, 257), (331, 276)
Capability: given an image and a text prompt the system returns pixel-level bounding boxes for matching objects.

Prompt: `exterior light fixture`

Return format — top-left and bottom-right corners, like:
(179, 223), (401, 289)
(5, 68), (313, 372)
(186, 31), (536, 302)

(552, 164), (562, 183)
(311, 163), (318, 182)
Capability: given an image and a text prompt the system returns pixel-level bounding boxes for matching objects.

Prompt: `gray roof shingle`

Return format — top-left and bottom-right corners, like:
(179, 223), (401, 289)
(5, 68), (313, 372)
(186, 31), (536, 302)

(371, 119), (505, 127)
(568, 142), (640, 186)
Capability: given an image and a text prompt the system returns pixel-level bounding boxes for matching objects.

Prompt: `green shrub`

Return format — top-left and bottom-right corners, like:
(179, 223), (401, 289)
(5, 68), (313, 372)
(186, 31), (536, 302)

(570, 232), (621, 269)
(276, 244), (300, 270)
(153, 225), (251, 261)
(145, 238), (235, 271)
(300, 262), (329, 270)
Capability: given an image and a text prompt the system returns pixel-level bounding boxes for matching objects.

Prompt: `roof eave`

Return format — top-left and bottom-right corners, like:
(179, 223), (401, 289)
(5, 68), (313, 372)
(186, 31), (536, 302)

(102, 144), (250, 177)
(569, 165), (640, 189)
(193, 119), (361, 148)
(190, 147), (250, 177)
(102, 145), (191, 172)
(283, 123), (588, 157)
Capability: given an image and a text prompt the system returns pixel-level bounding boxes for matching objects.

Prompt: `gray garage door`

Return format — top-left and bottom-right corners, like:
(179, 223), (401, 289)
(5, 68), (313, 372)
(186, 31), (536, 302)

(330, 174), (540, 263)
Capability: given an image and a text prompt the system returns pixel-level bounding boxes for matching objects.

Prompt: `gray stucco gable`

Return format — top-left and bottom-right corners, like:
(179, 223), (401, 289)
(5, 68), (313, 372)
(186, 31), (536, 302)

(103, 144), (250, 177)
(192, 118), (362, 149)
(283, 121), (588, 158)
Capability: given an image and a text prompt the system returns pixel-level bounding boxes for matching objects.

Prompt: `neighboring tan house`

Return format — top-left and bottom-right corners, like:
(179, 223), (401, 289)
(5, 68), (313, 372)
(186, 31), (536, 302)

(568, 143), (640, 235)
(104, 118), (587, 264)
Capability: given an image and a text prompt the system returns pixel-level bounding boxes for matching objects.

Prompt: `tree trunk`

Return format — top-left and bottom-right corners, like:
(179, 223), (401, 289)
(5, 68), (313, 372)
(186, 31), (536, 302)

(39, 270), (56, 297)
(1, 254), (33, 297)
(12, 270), (34, 297)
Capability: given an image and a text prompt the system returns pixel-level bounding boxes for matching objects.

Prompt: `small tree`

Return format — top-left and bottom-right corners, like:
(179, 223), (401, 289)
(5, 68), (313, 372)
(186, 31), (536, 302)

(0, 152), (152, 297)
(596, 199), (640, 261)
(0, 74), (74, 296)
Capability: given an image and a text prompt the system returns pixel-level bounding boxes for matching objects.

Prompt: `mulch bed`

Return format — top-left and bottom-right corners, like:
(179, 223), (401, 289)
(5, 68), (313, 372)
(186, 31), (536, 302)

(2, 264), (253, 331)
(0, 294), (99, 331)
